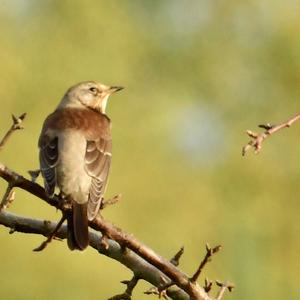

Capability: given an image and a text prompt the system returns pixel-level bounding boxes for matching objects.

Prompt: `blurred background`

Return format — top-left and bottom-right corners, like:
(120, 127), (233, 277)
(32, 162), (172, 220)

(1, 0), (300, 299)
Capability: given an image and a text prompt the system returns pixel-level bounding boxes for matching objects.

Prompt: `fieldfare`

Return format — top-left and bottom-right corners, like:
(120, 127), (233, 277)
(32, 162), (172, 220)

(38, 81), (123, 250)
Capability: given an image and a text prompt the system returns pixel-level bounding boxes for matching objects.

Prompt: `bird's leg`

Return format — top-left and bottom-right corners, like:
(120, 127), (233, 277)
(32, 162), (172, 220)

(33, 213), (67, 252)
(100, 193), (122, 210)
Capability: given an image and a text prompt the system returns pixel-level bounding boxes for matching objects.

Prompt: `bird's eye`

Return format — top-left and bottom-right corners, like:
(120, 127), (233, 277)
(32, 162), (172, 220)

(89, 87), (98, 94)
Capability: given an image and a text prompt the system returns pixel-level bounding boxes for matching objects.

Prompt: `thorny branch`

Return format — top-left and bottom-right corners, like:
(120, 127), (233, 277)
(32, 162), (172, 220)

(0, 114), (26, 211)
(215, 281), (235, 300)
(242, 113), (300, 155)
(143, 247), (185, 299)
(191, 244), (222, 283)
(0, 114), (233, 300)
(0, 113), (26, 150)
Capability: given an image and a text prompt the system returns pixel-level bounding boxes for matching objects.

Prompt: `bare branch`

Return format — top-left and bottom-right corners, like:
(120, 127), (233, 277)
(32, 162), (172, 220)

(0, 183), (15, 211)
(28, 169), (41, 182)
(0, 113), (26, 151)
(108, 276), (139, 300)
(0, 162), (212, 300)
(242, 113), (300, 155)
(101, 193), (122, 210)
(33, 213), (67, 251)
(144, 247), (185, 298)
(0, 210), (189, 300)
(203, 278), (213, 293)
(190, 244), (222, 283)
(170, 247), (184, 267)
(215, 280), (235, 300)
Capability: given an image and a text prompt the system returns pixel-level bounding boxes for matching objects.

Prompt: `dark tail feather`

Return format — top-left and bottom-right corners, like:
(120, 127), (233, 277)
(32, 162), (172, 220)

(67, 201), (89, 251)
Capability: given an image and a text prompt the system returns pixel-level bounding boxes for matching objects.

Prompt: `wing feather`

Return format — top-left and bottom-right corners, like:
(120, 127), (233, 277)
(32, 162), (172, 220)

(39, 136), (59, 197)
(85, 139), (111, 220)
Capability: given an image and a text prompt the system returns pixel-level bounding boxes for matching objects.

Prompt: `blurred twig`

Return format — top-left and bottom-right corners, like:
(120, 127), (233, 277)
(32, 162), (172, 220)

(0, 113), (26, 151)
(242, 113), (300, 156)
(215, 280), (235, 300)
(0, 183), (15, 211)
(0, 113), (27, 210)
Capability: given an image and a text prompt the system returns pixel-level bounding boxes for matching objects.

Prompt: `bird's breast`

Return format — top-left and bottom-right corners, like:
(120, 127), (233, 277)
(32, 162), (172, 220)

(56, 129), (91, 204)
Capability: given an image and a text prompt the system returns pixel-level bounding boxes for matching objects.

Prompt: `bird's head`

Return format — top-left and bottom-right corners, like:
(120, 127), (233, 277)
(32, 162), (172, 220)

(58, 81), (123, 114)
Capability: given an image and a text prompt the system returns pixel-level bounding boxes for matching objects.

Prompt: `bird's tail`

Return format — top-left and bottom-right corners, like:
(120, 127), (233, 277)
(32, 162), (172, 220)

(67, 198), (89, 251)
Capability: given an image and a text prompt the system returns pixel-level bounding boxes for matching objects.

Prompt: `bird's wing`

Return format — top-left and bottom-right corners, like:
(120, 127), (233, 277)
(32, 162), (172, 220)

(39, 135), (59, 197)
(84, 138), (112, 220)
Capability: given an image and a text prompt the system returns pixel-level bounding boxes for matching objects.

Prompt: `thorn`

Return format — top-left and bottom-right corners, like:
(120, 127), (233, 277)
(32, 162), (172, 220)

(34, 215), (66, 251)
(101, 194), (122, 210)
(212, 244), (222, 254)
(19, 113), (27, 120)
(28, 169), (41, 182)
(258, 123), (273, 130)
(216, 280), (235, 291)
(170, 246), (184, 266)
(12, 113), (26, 130)
(204, 278), (213, 293)
(33, 240), (48, 252)
(216, 280), (235, 299)
(0, 184), (15, 212)
(12, 114), (17, 124)
(246, 130), (258, 138)
(190, 243), (222, 283)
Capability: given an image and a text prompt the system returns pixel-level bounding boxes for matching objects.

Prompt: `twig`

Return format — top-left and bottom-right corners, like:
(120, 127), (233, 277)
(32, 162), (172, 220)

(170, 247), (184, 267)
(215, 280), (235, 300)
(0, 183), (15, 211)
(28, 169), (41, 182)
(33, 213), (67, 251)
(108, 276), (140, 300)
(144, 286), (169, 299)
(242, 113), (300, 155)
(0, 113), (26, 150)
(122, 276), (140, 297)
(144, 247), (185, 297)
(101, 194), (122, 210)
(190, 244), (222, 283)
(203, 278), (213, 293)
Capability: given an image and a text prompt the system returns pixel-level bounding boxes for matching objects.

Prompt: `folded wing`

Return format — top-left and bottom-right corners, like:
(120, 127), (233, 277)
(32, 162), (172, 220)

(84, 138), (112, 220)
(39, 136), (59, 197)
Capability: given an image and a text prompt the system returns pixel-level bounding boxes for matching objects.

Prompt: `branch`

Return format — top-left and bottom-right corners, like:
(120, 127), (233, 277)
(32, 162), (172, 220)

(215, 280), (235, 300)
(0, 210), (189, 299)
(191, 244), (222, 283)
(0, 163), (209, 300)
(0, 113), (26, 150)
(0, 114), (232, 300)
(242, 113), (300, 155)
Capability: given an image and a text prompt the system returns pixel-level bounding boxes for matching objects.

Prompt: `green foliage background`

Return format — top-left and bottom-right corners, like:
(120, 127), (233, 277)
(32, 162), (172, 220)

(1, 1), (300, 299)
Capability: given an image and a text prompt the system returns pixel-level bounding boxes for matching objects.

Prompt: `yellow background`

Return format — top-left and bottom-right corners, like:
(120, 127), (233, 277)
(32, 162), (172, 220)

(1, 1), (300, 299)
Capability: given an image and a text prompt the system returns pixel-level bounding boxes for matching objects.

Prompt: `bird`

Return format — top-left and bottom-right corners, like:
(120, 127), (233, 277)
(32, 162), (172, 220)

(38, 81), (123, 250)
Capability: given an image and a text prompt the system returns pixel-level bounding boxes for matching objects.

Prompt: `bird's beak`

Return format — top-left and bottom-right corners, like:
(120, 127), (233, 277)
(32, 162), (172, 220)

(109, 86), (124, 93)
